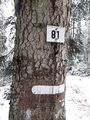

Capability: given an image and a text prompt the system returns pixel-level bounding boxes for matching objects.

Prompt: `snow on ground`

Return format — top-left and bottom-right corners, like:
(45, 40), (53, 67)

(66, 75), (90, 120)
(0, 85), (10, 120)
(0, 75), (90, 120)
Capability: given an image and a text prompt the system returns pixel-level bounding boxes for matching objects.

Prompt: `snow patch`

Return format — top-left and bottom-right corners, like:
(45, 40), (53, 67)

(66, 75), (90, 120)
(24, 109), (31, 120)
(0, 85), (10, 120)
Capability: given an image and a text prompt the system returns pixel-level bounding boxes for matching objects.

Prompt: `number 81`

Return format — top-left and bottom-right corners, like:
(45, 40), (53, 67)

(51, 30), (59, 40)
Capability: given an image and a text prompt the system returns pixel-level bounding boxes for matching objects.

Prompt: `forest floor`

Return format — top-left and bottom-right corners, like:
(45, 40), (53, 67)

(0, 74), (90, 120)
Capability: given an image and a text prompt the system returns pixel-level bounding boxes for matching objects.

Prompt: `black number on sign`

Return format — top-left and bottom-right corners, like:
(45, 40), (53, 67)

(57, 31), (59, 39)
(51, 30), (56, 39)
(51, 30), (59, 40)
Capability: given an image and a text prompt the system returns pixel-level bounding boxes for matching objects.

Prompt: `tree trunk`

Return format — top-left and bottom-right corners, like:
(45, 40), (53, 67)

(9, 0), (71, 120)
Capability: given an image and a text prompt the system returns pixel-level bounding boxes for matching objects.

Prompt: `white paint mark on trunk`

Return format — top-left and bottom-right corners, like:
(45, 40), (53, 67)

(32, 84), (65, 95)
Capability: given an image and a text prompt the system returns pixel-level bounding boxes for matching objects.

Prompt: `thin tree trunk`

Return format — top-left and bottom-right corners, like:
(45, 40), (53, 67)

(9, 0), (71, 120)
(77, 9), (81, 42)
(72, 19), (75, 38)
(86, 1), (90, 74)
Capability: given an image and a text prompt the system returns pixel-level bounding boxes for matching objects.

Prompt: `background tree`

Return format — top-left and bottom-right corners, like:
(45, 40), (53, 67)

(69, 0), (87, 56)
(0, 1), (6, 55)
(85, 0), (90, 74)
(68, 0), (88, 71)
(9, 0), (71, 120)
(0, 0), (15, 76)
(0, 1), (7, 69)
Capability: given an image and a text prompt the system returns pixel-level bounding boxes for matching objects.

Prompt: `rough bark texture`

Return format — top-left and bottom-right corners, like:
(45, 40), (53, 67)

(9, 0), (71, 120)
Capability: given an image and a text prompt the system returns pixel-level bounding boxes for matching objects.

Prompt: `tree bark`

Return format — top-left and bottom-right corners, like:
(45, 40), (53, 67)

(9, 0), (71, 120)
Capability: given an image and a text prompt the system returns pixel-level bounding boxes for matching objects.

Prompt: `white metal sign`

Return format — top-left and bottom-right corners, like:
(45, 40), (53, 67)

(47, 25), (65, 43)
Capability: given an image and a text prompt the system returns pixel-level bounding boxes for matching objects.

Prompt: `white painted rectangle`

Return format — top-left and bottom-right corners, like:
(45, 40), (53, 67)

(47, 25), (65, 43)
(32, 84), (65, 95)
